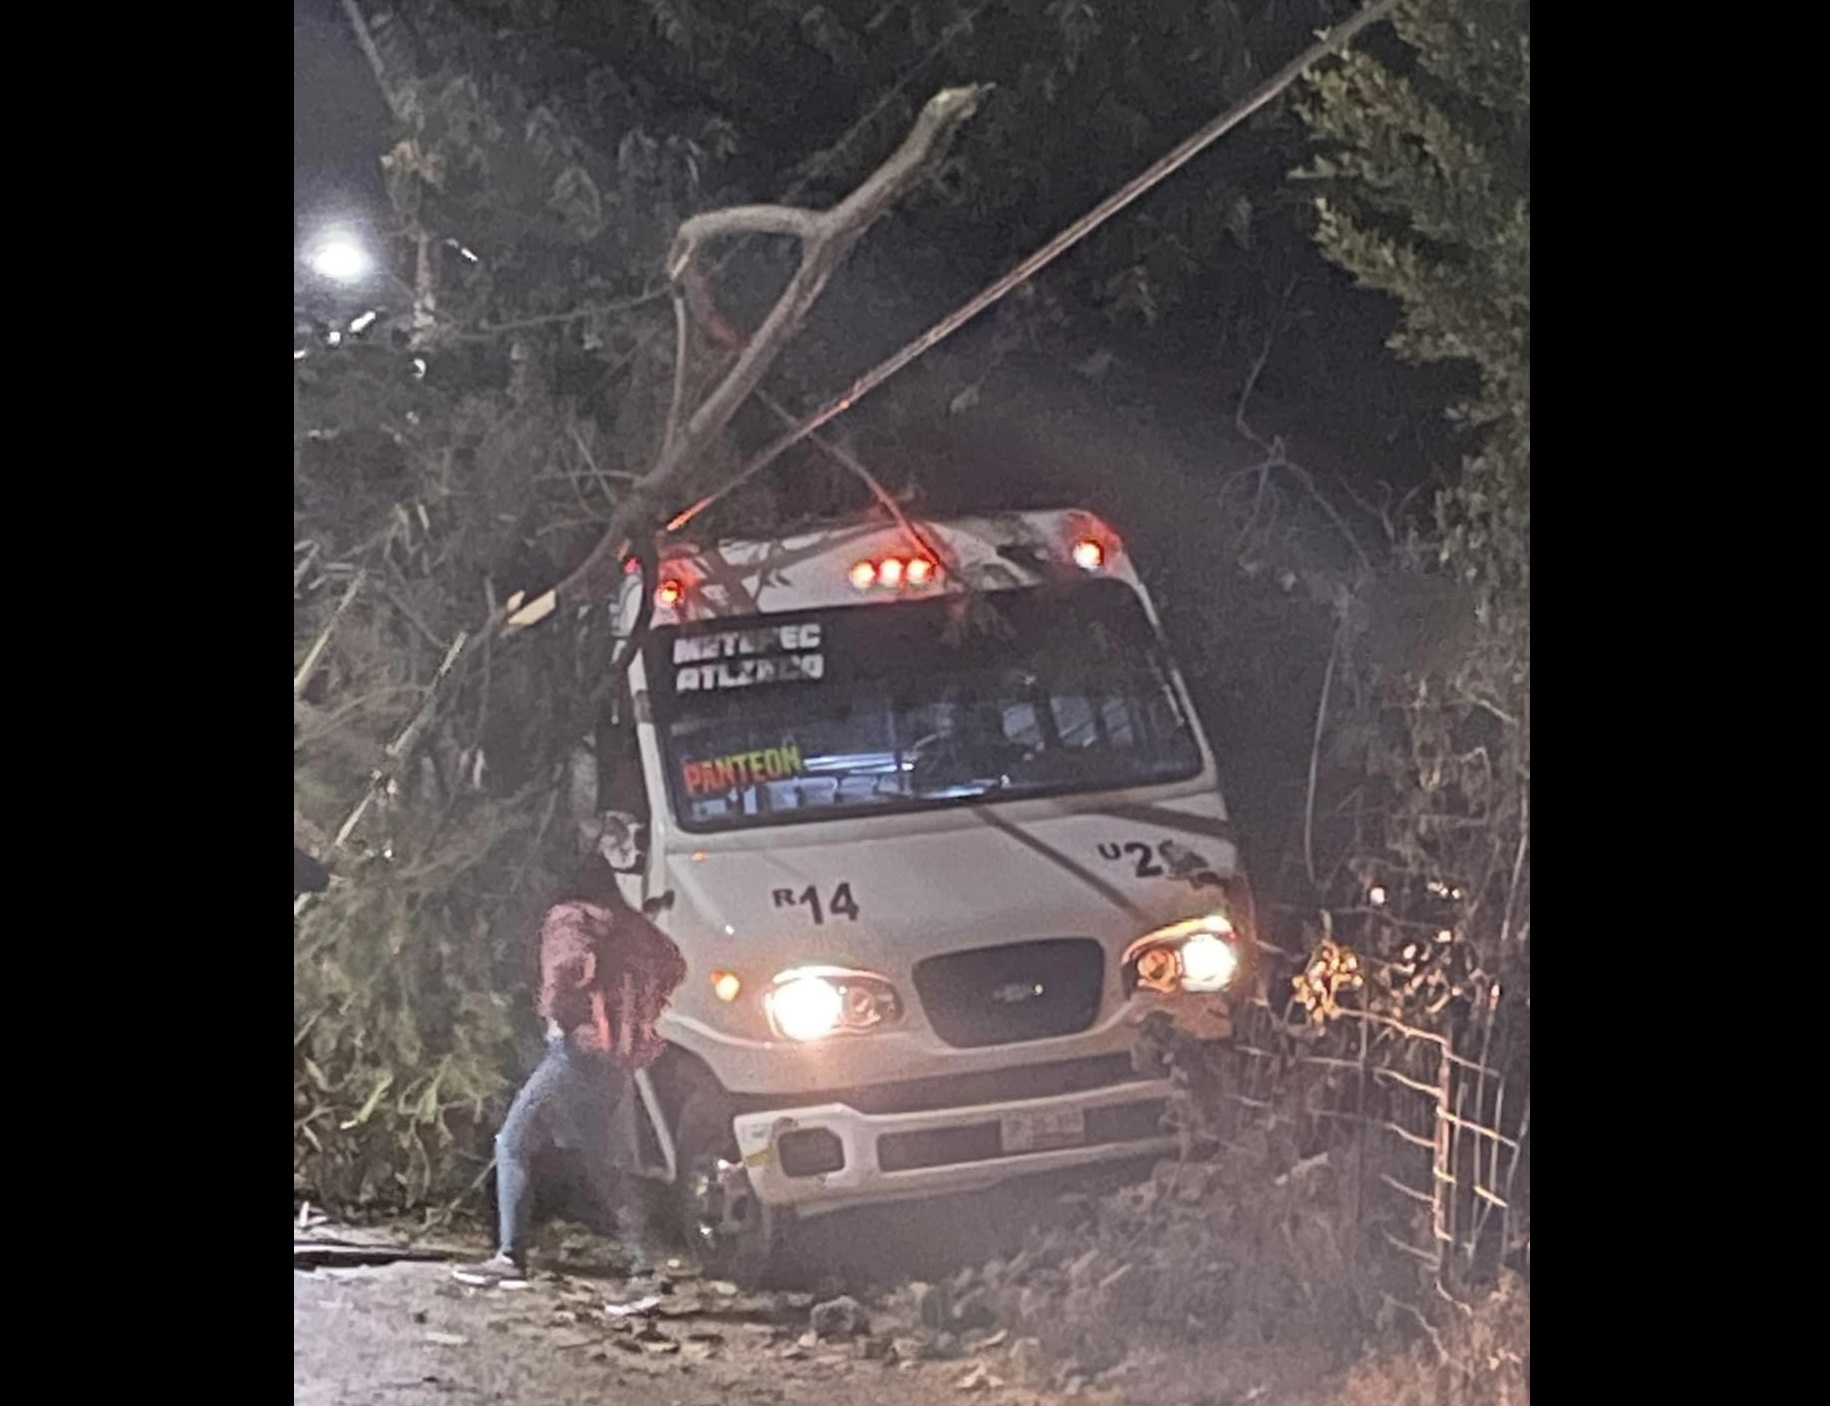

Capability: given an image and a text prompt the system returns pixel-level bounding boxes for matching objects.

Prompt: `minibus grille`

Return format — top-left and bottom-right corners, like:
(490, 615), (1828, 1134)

(913, 939), (1105, 1048)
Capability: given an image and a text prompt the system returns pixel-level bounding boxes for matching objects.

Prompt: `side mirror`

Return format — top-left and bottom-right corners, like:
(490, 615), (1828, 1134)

(596, 811), (647, 874)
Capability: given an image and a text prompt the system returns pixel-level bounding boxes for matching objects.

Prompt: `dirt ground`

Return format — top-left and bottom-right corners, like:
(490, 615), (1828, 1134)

(294, 1188), (1122, 1406)
(293, 1164), (1506, 1406)
(293, 1260), (1122, 1406)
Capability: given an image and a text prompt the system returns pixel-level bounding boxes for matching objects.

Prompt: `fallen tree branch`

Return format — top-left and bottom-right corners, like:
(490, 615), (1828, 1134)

(669, 205), (823, 250)
(305, 84), (989, 841)
(498, 84), (988, 637)
(653, 85), (988, 496)
(293, 1241), (456, 1269)
(672, 256), (949, 565)
(669, 0), (1402, 532)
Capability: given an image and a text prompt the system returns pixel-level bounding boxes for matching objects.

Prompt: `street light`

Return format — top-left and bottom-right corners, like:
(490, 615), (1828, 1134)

(304, 229), (373, 284)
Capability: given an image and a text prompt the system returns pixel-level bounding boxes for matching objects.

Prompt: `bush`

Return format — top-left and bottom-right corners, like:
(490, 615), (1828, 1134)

(293, 794), (565, 1213)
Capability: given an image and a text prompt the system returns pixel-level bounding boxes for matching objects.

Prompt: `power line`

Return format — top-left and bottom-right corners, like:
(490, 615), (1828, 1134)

(667, 0), (1401, 535)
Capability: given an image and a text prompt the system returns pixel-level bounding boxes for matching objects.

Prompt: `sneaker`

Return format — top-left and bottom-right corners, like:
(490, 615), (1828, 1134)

(451, 1251), (529, 1288)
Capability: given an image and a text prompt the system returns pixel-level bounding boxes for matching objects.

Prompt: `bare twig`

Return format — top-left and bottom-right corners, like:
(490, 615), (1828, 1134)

(662, 284), (693, 461)
(1383, 1293), (1448, 1362)
(331, 791), (377, 853)
(754, 389), (945, 565)
(387, 631), (469, 764)
(670, 0), (1403, 532)
(433, 1155), (500, 1229)
(294, 686), (423, 750)
(376, 581), (447, 653)
(1236, 274), (1300, 437)
(1498, 789), (1529, 947)
(295, 571), (366, 698)
(1304, 616), (1345, 892)
(512, 785), (564, 898)
(560, 424), (631, 534)
(462, 289), (667, 339)
(792, 1), (985, 194)
(1337, 476), (1403, 547)
(1233, 277), (1391, 567)
(294, 541), (322, 590)
(1287, 454), (1376, 576)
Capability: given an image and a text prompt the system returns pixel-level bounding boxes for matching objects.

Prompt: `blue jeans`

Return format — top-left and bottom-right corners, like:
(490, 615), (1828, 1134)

(495, 1037), (628, 1260)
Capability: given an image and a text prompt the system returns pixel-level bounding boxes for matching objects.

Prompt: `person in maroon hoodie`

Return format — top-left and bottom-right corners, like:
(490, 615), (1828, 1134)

(454, 839), (687, 1287)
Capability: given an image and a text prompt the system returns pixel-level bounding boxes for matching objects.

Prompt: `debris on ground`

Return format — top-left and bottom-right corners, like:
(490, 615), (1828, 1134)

(299, 1140), (1526, 1406)
(950, 1287), (997, 1332)
(810, 1294), (871, 1340)
(603, 1294), (664, 1319)
(912, 1280), (950, 1330)
(295, 1240), (459, 1270)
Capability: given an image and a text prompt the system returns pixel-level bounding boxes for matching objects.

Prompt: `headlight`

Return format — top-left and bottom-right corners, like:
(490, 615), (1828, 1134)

(1123, 915), (1245, 996)
(764, 966), (903, 1042)
(1178, 933), (1238, 992)
(769, 976), (844, 1041)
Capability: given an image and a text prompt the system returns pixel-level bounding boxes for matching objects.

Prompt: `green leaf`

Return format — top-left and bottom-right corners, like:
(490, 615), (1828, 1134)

(340, 1073), (395, 1131)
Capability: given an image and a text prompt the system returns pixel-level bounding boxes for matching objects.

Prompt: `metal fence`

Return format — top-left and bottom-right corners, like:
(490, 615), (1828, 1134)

(1221, 982), (1530, 1304)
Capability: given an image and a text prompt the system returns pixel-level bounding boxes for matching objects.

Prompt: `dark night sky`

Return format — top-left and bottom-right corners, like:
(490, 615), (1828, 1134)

(291, 1), (1458, 497)
(294, 0), (391, 223)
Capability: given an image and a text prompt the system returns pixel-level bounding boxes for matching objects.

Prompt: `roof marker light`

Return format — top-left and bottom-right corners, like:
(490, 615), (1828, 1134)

(849, 560), (877, 590)
(877, 558), (905, 587)
(906, 556), (935, 586)
(1071, 538), (1106, 572)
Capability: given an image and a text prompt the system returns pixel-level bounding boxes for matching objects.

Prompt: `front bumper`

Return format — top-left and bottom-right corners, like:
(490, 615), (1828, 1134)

(731, 1068), (1175, 1216)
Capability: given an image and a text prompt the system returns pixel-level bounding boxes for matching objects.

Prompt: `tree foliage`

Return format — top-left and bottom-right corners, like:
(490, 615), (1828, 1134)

(1302, 0), (1529, 617)
(1287, 0), (1529, 1258)
(294, 0), (1527, 1217)
(294, 1), (710, 1210)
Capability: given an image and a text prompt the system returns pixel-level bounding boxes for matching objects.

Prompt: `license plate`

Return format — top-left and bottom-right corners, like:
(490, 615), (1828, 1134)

(1000, 1105), (1087, 1154)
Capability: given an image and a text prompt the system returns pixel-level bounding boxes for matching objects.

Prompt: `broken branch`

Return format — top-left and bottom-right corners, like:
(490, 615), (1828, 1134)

(653, 84), (988, 493)
(498, 83), (988, 640)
